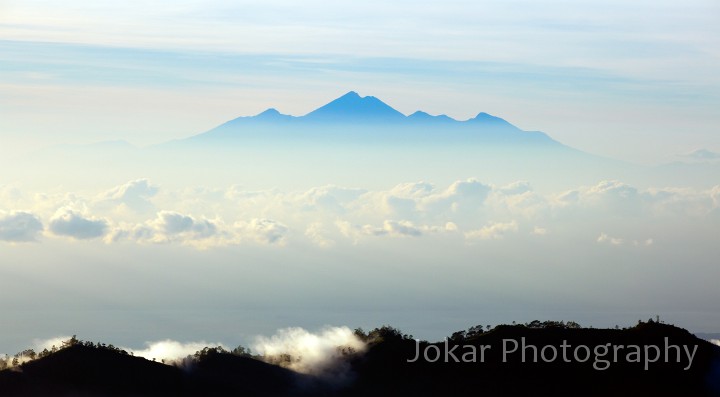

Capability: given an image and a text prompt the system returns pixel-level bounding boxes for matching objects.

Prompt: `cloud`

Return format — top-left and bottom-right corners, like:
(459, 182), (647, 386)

(597, 233), (653, 247)
(33, 336), (73, 352)
(305, 222), (335, 248)
(465, 220), (518, 240)
(98, 178), (158, 213)
(379, 220), (423, 237)
(597, 232), (624, 246)
(0, 211), (44, 242)
(126, 340), (225, 363)
(2, 178), (718, 250)
(336, 219), (426, 241)
(498, 181), (532, 195)
(421, 178), (492, 214)
(295, 185), (367, 212)
(586, 180), (638, 201)
(236, 218), (289, 245)
(253, 326), (365, 379)
(107, 211), (222, 247)
(154, 211), (217, 238)
(388, 181), (435, 198)
(32, 336), (224, 364)
(492, 189), (547, 217)
(48, 208), (108, 239)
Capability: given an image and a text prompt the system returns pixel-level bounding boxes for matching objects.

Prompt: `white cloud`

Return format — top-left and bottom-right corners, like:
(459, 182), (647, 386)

(388, 181), (435, 199)
(126, 340), (224, 363)
(0, 211), (44, 242)
(107, 211), (222, 247)
(98, 178), (158, 213)
(464, 220), (518, 240)
(597, 232), (624, 246)
(336, 219), (428, 241)
(48, 208), (108, 239)
(421, 178), (491, 213)
(305, 222), (335, 248)
(498, 181), (532, 195)
(33, 336), (73, 352)
(295, 185), (367, 212)
(154, 211), (217, 238)
(1, 179), (717, 250)
(253, 326), (365, 377)
(235, 218), (289, 245)
(380, 220), (423, 237)
(584, 181), (640, 215)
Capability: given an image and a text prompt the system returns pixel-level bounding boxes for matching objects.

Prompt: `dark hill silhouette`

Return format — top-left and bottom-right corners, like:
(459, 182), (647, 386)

(1, 321), (718, 396)
(0, 344), (184, 396)
(347, 321), (720, 397)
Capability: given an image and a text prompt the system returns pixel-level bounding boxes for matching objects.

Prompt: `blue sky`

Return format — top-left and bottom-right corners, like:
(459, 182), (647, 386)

(1, 0), (719, 163)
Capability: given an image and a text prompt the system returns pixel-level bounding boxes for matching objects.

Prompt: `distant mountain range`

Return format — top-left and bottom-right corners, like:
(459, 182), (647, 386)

(175, 91), (561, 147)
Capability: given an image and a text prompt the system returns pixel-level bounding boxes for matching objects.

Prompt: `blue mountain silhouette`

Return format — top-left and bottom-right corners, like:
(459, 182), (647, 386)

(304, 91), (406, 122)
(181, 91), (560, 147)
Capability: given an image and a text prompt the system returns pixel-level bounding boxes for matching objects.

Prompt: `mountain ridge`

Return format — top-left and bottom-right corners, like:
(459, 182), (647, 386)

(183, 91), (559, 147)
(240, 91), (519, 125)
(1, 321), (719, 396)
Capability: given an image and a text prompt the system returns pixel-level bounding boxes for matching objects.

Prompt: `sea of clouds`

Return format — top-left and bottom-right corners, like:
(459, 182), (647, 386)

(1, 178), (717, 249)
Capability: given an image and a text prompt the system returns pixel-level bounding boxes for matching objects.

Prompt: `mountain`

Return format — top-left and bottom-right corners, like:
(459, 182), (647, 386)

(177, 91), (561, 147)
(304, 91), (406, 123)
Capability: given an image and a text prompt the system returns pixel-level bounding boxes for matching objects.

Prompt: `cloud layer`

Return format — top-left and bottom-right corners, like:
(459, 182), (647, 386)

(0, 178), (717, 249)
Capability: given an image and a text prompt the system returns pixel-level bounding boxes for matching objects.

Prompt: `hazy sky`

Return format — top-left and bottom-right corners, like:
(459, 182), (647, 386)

(2, 0), (719, 163)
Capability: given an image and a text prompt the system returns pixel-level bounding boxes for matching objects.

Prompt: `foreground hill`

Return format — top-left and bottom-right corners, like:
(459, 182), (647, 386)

(1, 320), (719, 396)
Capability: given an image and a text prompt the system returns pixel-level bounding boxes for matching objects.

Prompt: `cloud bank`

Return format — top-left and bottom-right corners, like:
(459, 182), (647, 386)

(0, 178), (716, 250)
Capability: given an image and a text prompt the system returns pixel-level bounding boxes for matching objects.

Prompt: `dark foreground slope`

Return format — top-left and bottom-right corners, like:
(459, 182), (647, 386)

(0, 345), (311, 397)
(1, 321), (719, 396)
(346, 321), (720, 397)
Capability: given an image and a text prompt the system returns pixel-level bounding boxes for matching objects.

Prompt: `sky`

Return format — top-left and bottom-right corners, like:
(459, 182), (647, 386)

(1, 1), (719, 356)
(1, 0), (719, 163)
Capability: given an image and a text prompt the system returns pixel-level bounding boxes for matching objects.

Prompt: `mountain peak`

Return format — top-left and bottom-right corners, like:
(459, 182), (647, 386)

(469, 112), (517, 129)
(408, 111), (455, 123)
(340, 91), (361, 99)
(304, 91), (406, 122)
(257, 108), (280, 116)
(249, 108), (294, 122)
